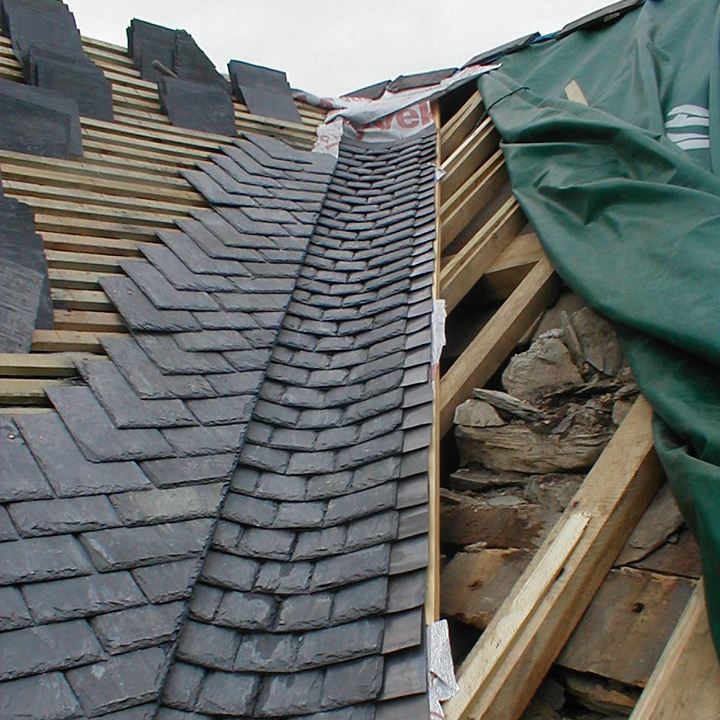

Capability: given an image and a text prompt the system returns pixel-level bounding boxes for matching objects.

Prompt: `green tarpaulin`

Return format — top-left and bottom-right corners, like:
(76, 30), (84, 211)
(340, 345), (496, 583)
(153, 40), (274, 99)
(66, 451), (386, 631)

(478, 0), (720, 657)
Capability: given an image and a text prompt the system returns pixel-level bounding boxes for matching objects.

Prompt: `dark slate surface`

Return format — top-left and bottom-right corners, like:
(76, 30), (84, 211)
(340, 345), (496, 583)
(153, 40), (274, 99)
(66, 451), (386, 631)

(0, 77), (82, 158)
(0, 127), (436, 719)
(228, 60), (303, 124)
(2, 0), (113, 121)
(127, 18), (235, 135)
(0, 194), (53, 351)
(159, 77), (237, 138)
(169, 130), (436, 718)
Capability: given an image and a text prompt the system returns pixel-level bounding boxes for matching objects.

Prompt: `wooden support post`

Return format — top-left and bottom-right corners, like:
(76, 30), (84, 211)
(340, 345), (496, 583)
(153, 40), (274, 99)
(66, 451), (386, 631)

(426, 101), (442, 623)
(630, 580), (720, 719)
(439, 254), (560, 437)
(443, 397), (662, 720)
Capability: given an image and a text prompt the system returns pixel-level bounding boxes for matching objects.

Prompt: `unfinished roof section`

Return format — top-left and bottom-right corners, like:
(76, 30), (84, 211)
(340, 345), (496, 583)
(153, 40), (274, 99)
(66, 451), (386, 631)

(0, 4), (437, 713)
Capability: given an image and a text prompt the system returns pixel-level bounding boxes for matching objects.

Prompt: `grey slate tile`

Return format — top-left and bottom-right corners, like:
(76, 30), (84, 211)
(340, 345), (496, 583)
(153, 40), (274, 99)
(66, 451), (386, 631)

(206, 370), (263, 396)
(238, 526), (295, 560)
(214, 590), (276, 631)
(386, 571), (426, 614)
(396, 475), (429, 508)
(0, 535), (93, 585)
(102, 705), (157, 720)
(346, 512), (400, 552)
(189, 584), (224, 622)
(224, 347), (273, 371)
(162, 662), (204, 711)
(322, 656), (385, 709)
(292, 525), (346, 561)
(335, 432), (403, 473)
(90, 601), (185, 654)
(132, 559), (200, 603)
(378, 647), (427, 700)
(141, 244), (235, 292)
(0, 673), (83, 720)
(201, 551), (259, 592)
(195, 671), (260, 716)
(66, 647), (166, 716)
(161, 423), (246, 456)
(276, 592), (333, 632)
(159, 229), (251, 276)
(398, 506), (429, 539)
(375, 694), (429, 720)
(80, 519), (213, 571)
(382, 608), (424, 654)
(120, 261), (219, 311)
(332, 576), (389, 625)
(178, 215), (260, 259)
(16, 413), (151, 497)
(358, 411), (403, 445)
(186, 395), (254, 426)
(193, 309), (257, 330)
(176, 619), (240, 670)
(22, 572), (145, 624)
(313, 544), (390, 591)
(157, 708), (211, 720)
(110, 484), (225, 525)
(297, 618), (385, 669)
(0, 506), (17, 542)
(176, 328), (251, 353)
(0, 618), (103, 681)
(295, 706), (376, 720)
(324, 484), (397, 527)
(273, 499), (326, 528)
(0, 587), (32, 631)
(222, 491), (277, 526)
(8, 496), (121, 537)
(136, 335), (233, 376)
(389, 536), (428, 575)
(47, 386), (174, 463)
(234, 632), (297, 672)
(101, 276), (200, 332)
(254, 471), (307, 501)
(254, 669), (324, 717)
(140, 454), (235, 488)
(101, 337), (215, 401)
(0, 417), (54, 502)
(255, 560), (313, 594)
(77, 360), (197, 429)
(350, 456), (400, 494)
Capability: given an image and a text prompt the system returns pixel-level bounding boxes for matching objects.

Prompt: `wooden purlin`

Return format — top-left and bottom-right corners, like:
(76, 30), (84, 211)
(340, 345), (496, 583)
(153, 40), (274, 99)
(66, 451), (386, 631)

(0, 30), (326, 407)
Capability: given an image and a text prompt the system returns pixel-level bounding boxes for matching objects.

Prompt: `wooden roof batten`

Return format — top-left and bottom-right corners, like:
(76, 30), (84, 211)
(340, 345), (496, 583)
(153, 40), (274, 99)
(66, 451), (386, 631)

(0, 31), (326, 410)
(431, 86), (720, 719)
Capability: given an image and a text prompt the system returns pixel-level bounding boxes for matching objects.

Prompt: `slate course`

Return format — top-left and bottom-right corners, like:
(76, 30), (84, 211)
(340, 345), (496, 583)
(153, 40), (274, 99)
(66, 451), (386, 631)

(0, 121), (436, 719)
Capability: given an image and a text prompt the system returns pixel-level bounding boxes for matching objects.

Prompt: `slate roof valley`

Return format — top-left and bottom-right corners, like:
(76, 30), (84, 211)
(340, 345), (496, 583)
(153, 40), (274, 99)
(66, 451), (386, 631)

(0, 3), (437, 717)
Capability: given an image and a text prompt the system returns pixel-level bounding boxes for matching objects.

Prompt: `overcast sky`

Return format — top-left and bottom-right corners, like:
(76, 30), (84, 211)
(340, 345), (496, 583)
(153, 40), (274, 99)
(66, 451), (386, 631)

(69, 1), (611, 97)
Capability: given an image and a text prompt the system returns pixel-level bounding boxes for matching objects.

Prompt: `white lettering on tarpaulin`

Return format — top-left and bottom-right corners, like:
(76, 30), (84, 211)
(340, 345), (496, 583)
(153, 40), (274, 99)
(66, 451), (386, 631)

(665, 105), (710, 150)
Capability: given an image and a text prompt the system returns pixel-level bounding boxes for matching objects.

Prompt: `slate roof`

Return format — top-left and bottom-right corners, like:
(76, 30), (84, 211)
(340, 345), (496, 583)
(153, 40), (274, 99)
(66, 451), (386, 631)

(0, 122), (436, 719)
